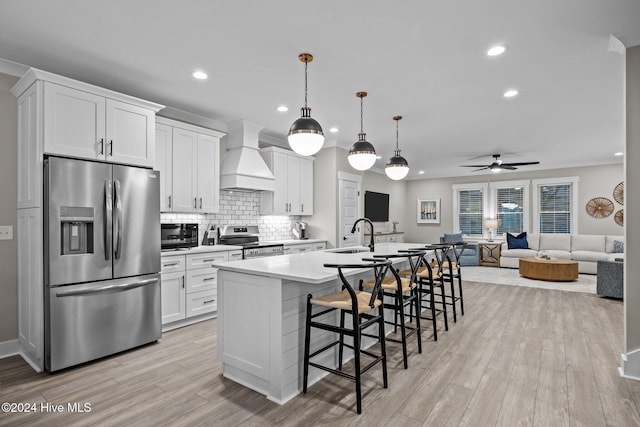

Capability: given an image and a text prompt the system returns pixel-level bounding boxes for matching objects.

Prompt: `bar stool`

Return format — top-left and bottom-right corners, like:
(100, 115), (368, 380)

(400, 248), (448, 341)
(442, 242), (466, 318)
(359, 251), (424, 369)
(303, 259), (391, 414)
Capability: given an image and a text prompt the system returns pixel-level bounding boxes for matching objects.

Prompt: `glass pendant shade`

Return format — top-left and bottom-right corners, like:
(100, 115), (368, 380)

(288, 53), (324, 156)
(348, 133), (377, 170)
(288, 107), (324, 156)
(385, 115), (409, 180)
(385, 151), (410, 180)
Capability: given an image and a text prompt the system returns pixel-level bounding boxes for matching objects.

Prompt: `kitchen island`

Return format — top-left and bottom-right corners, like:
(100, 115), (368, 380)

(212, 242), (425, 404)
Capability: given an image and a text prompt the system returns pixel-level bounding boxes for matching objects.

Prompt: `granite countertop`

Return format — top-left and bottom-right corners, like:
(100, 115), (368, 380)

(212, 242), (430, 284)
(161, 245), (243, 257)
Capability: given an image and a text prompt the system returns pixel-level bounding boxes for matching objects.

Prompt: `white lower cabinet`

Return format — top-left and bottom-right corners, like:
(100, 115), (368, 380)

(161, 250), (235, 328)
(283, 241), (326, 254)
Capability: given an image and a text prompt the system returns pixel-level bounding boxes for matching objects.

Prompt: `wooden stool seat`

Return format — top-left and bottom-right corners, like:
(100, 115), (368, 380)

(310, 289), (382, 313)
(362, 276), (416, 293)
(399, 266), (441, 279)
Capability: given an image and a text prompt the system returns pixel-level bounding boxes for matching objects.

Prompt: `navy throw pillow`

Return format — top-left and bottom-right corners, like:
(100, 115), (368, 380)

(613, 240), (624, 253)
(443, 232), (463, 243)
(506, 232), (529, 249)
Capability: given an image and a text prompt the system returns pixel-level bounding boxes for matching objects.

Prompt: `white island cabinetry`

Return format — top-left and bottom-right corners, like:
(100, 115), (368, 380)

(214, 242), (418, 404)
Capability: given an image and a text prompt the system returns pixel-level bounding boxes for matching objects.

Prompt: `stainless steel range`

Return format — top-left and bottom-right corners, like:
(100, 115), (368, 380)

(218, 225), (284, 259)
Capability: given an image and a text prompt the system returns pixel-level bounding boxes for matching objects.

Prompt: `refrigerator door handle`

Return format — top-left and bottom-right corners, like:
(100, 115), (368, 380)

(114, 180), (123, 259)
(55, 278), (159, 297)
(104, 179), (113, 260)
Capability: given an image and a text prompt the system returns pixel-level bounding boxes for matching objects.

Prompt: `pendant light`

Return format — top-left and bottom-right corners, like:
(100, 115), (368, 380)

(288, 53), (324, 156)
(385, 116), (410, 180)
(348, 91), (376, 171)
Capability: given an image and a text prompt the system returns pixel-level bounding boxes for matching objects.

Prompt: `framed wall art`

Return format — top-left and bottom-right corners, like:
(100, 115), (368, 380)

(417, 198), (440, 224)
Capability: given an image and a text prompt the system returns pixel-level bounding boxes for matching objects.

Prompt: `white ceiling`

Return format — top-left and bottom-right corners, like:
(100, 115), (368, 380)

(2, 0), (640, 179)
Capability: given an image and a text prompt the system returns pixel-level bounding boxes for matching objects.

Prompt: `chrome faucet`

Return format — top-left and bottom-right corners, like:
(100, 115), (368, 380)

(351, 218), (375, 252)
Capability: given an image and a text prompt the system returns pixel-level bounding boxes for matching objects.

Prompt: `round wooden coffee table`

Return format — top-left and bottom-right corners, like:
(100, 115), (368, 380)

(519, 257), (579, 281)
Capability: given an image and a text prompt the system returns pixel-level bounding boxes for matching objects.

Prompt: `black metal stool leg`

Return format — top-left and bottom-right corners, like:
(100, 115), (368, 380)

(378, 304), (388, 389)
(458, 273), (464, 315)
(303, 295), (312, 394)
(338, 310), (345, 369)
(353, 310), (362, 414)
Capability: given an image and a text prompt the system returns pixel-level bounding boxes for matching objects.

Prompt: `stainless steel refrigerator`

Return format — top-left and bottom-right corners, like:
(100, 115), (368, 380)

(44, 156), (161, 371)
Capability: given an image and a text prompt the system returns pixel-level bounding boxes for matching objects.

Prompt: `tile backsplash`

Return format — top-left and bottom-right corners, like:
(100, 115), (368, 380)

(161, 190), (301, 243)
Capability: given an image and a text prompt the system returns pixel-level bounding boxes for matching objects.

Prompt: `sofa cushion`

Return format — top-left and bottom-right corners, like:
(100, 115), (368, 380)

(540, 234), (571, 252)
(443, 232), (463, 243)
(501, 248), (537, 259)
(572, 251), (609, 262)
(527, 233), (540, 251)
(544, 250), (572, 259)
(506, 232), (529, 249)
(606, 235), (624, 253)
(572, 235), (605, 252)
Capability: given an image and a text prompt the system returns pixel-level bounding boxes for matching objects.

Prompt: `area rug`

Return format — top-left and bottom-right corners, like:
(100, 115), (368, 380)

(461, 266), (597, 294)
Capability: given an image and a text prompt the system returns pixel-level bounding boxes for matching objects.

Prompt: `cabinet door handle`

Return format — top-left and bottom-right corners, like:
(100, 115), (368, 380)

(182, 277), (185, 289)
(301, 204), (304, 212)
(99, 138), (104, 155)
(203, 299), (215, 304)
(168, 195), (172, 208)
(194, 197), (197, 209)
(202, 258), (216, 262)
(203, 277), (215, 281)
(163, 262), (179, 267)
(199, 197), (203, 209)
(108, 140), (113, 156)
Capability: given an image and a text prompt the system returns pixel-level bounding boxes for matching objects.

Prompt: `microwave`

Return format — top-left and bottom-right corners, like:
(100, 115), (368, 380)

(161, 223), (198, 250)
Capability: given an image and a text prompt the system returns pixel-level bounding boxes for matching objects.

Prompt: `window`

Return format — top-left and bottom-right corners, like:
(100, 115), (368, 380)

(532, 177), (579, 234)
(492, 180), (529, 237)
(452, 184), (487, 237)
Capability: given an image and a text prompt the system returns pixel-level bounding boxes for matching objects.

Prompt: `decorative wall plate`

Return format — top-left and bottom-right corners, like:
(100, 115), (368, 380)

(615, 209), (624, 226)
(586, 197), (614, 218)
(613, 181), (624, 205)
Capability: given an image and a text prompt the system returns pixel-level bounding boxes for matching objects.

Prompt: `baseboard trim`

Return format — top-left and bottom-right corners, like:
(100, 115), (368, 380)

(620, 350), (640, 381)
(0, 339), (19, 359)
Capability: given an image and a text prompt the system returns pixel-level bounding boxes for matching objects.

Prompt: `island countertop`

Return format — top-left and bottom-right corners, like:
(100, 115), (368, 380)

(211, 242), (430, 284)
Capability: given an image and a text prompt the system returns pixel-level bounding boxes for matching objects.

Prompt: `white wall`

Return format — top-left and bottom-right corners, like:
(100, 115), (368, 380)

(403, 163), (623, 244)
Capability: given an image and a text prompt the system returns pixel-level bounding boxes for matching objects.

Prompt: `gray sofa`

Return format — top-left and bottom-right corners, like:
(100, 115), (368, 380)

(439, 233), (479, 266)
(597, 259), (623, 298)
(500, 233), (624, 274)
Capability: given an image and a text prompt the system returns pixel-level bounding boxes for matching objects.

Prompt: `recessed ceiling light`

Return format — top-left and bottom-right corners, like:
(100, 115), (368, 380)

(329, 127), (339, 133)
(503, 89), (519, 98)
(419, 171), (424, 174)
(487, 45), (507, 56)
(276, 105), (288, 112)
(614, 152), (624, 156)
(376, 155), (382, 159)
(192, 71), (208, 80)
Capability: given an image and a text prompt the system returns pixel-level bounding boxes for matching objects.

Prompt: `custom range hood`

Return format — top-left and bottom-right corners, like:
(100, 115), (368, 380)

(220, 120), (275, 191)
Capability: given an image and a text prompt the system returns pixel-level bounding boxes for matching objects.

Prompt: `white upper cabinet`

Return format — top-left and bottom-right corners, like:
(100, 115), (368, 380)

(260, 147), (314, 216)
(11, 68), (164, 169)
(154, 117), (224, 214)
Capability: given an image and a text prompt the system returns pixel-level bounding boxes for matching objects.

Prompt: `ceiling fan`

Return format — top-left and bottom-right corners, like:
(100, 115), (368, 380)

(461, 154), (540, 173)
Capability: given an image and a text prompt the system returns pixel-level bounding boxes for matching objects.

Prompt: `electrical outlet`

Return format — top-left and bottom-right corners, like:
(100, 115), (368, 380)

(0, 226), (13, 240)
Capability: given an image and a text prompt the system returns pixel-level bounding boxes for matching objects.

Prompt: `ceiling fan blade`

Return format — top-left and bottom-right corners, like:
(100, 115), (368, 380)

(472, 167), (489, 172)
(461, 164), (490, 168)
(501, 165), (517, 170)
(502, 161), (540, 167)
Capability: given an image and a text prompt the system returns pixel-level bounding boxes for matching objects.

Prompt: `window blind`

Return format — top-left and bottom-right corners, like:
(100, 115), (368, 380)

(458, 189), (483, 236)
(496, 187), (524, 235)
(538, 184), (572, 233)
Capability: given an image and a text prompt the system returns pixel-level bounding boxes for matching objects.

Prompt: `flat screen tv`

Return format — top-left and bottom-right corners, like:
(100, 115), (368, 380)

(364, 191), (389, 222)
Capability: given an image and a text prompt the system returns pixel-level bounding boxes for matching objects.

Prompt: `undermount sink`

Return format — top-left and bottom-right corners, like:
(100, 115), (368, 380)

(325, 247), (371, 254)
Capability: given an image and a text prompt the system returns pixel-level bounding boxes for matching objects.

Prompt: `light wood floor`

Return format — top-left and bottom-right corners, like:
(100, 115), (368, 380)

(1, 280), (638, 427)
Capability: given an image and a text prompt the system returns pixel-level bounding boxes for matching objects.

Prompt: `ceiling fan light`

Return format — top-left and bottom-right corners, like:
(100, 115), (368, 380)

(490, 165), (502, 172)
(348, 133), (376, 170)
(288, 107), (324, 156)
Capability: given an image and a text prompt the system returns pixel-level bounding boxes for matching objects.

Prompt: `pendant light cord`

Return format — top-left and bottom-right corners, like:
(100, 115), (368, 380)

(360, 96), (364, 133)
(304, 59), (308, 108)
(396, 119), (399, 150)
